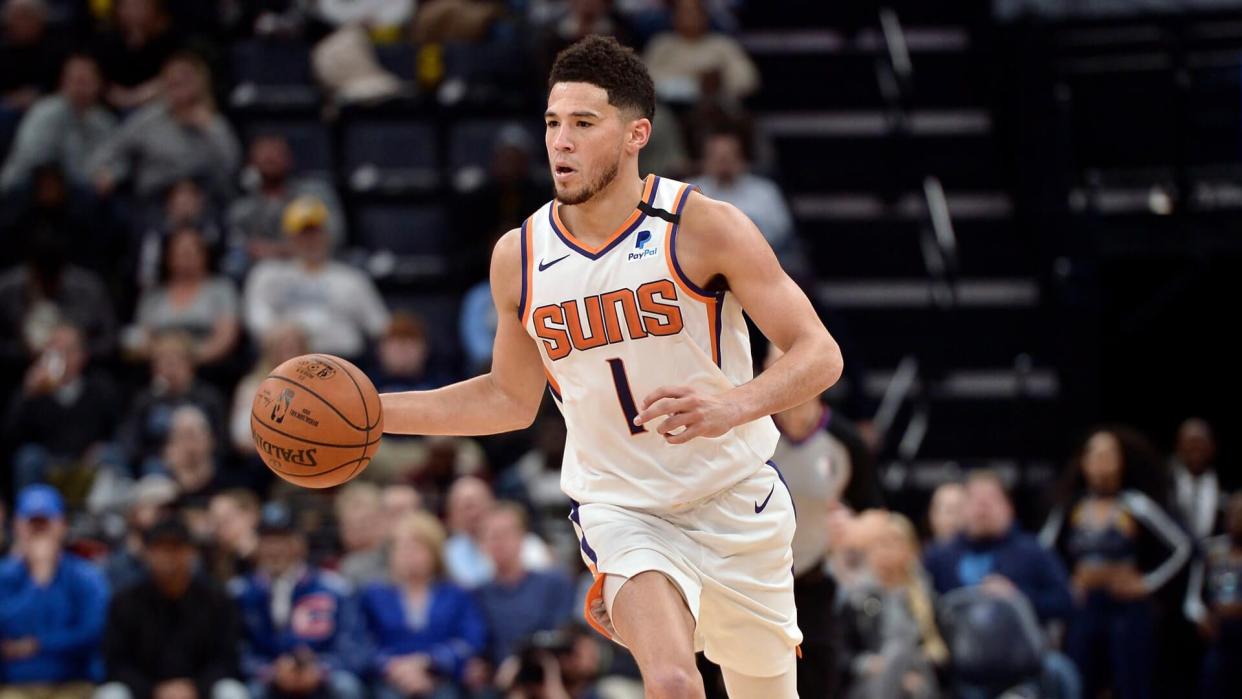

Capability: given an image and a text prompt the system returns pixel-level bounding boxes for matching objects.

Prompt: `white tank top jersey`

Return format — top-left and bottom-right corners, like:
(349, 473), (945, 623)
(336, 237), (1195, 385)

(518, 174), (780, 511)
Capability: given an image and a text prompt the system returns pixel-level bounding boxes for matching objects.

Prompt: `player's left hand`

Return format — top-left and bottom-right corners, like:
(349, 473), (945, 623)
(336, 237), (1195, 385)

(634, 385), (740, 444)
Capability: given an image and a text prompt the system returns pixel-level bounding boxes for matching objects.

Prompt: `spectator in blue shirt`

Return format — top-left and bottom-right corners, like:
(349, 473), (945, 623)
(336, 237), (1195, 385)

(230, 503), (365, 699)
(475, 503), (574, 667)
(923, 471), (1079, 699)
(360, 511), (487, 699)
(924, 472), (1074, 623)
(0, 484), (109, 698)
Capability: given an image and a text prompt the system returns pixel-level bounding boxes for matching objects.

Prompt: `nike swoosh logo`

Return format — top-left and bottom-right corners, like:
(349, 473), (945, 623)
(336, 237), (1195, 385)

(538, 254), (570, 271)
(755, 484), (775, 513)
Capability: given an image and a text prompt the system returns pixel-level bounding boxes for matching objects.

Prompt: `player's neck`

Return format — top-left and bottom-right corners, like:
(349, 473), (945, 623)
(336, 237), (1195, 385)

(558, 171), (646, 246)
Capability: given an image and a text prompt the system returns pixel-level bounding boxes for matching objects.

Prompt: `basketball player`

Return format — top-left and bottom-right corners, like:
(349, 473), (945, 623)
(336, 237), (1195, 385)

(381, 36), (843, 699)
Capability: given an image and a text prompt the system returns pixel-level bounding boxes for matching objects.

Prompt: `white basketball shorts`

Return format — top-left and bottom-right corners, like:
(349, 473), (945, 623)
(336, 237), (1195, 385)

(569, 461), (802, 677)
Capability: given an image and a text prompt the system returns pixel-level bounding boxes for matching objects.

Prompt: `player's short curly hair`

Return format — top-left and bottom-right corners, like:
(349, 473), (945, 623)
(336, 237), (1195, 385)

(548, 35), (655, 122)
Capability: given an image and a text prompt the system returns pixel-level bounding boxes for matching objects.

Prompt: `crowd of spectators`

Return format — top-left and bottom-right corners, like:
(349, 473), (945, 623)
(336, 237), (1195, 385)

(1, 2), (1237, 699)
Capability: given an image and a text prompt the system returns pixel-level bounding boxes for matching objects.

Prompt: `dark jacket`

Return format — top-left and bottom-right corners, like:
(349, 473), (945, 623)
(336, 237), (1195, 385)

(923, 526), (1073, 623)
(2, 373), (121, 459)
(103, 577), (240, 699)
(116, 380), (227, 469)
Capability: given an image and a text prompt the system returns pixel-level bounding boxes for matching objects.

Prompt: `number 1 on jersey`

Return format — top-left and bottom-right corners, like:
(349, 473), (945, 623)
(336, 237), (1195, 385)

(607, 358), (646, 435)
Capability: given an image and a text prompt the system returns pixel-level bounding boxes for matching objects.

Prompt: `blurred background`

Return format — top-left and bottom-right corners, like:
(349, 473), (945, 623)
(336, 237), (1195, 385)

(0, 1), (1237, 699)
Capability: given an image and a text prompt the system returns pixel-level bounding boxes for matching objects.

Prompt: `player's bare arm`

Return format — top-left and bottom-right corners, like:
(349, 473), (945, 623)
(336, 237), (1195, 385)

(379, 229), (548, 436)
(634, 192), (843, 444)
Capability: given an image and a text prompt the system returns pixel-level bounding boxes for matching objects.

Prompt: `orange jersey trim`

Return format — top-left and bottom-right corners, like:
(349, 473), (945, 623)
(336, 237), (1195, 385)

(551, 174), (657, 255)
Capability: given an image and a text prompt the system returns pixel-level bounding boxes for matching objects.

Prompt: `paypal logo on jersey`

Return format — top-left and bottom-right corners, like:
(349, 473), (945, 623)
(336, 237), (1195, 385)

(627, 231), (657, 261)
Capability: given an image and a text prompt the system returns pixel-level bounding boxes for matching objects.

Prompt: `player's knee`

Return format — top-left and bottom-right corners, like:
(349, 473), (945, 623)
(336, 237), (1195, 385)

(646, 664), (703, 699)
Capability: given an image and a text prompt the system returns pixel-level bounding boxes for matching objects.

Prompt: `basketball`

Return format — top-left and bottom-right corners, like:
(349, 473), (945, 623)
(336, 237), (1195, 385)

(250, 354), (383, 489)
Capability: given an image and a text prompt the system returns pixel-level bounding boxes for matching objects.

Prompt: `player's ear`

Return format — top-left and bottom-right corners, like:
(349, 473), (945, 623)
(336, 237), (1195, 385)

(627, 117), (652, 153)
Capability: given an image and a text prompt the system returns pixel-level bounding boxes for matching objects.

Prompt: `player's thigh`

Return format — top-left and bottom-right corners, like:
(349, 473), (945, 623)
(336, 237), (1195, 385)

(609, 570), (698, 669)
(721, 665), (799, 699)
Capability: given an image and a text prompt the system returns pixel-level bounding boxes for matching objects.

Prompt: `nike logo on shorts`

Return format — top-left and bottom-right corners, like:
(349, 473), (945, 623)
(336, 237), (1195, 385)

(538, 254), (570, 271)
(755, 484), (775, 513)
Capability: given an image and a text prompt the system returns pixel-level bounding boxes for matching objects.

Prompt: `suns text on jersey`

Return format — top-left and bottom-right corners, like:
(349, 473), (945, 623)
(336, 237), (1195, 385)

(533, 279), (685, 360)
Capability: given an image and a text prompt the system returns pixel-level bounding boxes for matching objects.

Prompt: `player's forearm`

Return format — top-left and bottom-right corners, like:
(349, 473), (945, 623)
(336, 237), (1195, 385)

(380, 374), (539, 436)
(728, 333), (843, 425)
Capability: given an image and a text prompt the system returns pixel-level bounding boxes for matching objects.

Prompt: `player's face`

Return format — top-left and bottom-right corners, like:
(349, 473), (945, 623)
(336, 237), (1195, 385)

(545, 82), (629, 205)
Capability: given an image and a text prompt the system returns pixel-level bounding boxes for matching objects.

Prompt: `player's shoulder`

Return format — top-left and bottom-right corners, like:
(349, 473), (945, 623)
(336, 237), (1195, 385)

(493, 226), (524, 261)
(676, 188), (761, 256)
(681, 189), (752, 234)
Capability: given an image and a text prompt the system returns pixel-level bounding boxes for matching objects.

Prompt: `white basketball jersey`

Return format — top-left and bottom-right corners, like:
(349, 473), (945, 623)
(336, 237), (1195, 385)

(519, 174), (779, 511)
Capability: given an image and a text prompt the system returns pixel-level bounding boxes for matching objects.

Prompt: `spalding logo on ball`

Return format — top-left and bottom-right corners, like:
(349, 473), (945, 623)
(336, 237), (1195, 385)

(250, 354), (383, 489)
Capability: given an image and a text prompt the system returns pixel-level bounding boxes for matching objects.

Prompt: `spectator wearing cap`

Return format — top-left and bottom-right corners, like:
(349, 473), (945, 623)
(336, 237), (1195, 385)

(227, 135), (345, 268)
(231, 504), (366, 699)
(242, 196), (389, 362)
(3, 321), (124, 495)
(360, 512), (487, 698)
(98, 515), (246, 699)
(1, 53), (116, 194)
(0, 485), (109, 699)
(87, 52), (240, 204)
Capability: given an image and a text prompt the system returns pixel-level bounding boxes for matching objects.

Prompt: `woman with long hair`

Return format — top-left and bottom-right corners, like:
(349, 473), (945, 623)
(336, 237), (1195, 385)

(360, 512), (487, 699)
(1040, 426), (1192, 699)
(838, 509), (946, 699)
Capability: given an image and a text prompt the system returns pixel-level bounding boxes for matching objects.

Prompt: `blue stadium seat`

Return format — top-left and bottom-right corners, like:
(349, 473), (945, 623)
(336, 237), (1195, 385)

(342, 120), (438, 193)
(230, 40), (319, 110)
(241, 119), (333, 177)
